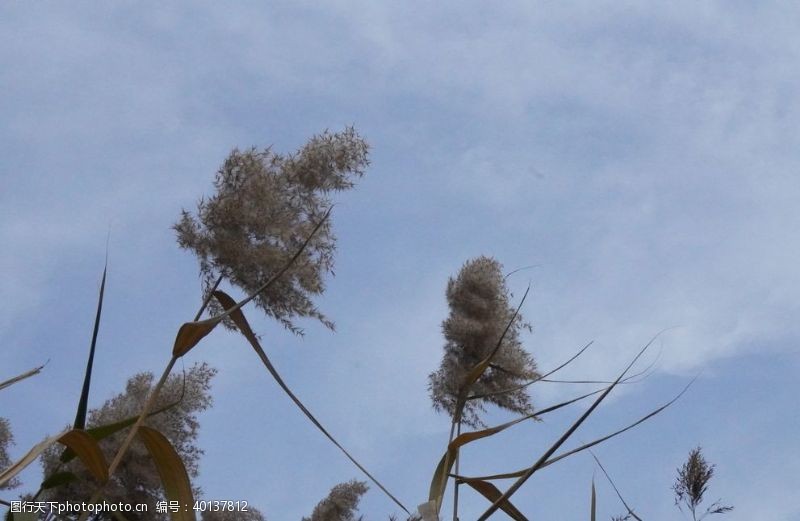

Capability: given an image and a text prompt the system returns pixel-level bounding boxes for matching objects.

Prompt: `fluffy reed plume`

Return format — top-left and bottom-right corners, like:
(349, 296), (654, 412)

(428, 256), (539, 427)
(0, 418), (18, 490)
(303, 480), (369, 521)
(175, 127), (369, 334)
(39, 363), (216, 519)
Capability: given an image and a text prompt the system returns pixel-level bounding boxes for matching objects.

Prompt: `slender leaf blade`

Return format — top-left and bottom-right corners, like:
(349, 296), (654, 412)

(212, 289), (410, 515)
(60, 386), (185, 464)
(137, 426), (195, 521)
(0, 363), (47, 392)
(465, 480), (529, 521)
(57, 430), (108, 483)
(477, 333), (664, 520)
(75, 263), (107, 429)
(0, 428), (70, 489)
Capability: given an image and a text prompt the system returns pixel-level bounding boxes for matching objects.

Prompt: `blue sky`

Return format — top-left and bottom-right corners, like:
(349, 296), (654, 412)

(2, 2), (799, 519)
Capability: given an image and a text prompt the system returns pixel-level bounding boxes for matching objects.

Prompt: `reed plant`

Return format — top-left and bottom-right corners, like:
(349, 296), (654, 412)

(0, 128), (713, 521)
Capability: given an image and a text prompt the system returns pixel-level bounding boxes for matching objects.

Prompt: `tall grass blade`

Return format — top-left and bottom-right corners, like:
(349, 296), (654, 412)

(540, 379), (693, 469)
(590, 478), (597, 521)
(137, 426), (195, 521)
(464, 480), (528, 521)
(60, 377), (186, 464)
(456, 379), (692, 483)
(0, 362), (48, 391)
(445, 382), (641, 483)
(0, 427), (115, 489)
(211, 290), (410, 515)
(0, 429), (68, 488)
(590, 450), (643, 521)
(88, 210), (340, 517)
(74, 262), (107, 430)
(477, 332), (667, 520)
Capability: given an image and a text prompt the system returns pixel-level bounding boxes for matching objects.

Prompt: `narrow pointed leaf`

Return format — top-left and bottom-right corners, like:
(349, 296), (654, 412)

(0, 428), (70, 488)
(465, 480), (528, 521)
(477, 332), (666, 520)
(0, 429), (108, 486)
(0, 362), (47, 391)
(539, 379), (692, 470)
(590, 479), (597, 521)
(60, 382), (185, 464)
(590, 451), (642, 521)
(137, 426), (195, 521)
(75, 263), (107, 429)
(212, 290), (410, 515)
(458, 379), (692, 484)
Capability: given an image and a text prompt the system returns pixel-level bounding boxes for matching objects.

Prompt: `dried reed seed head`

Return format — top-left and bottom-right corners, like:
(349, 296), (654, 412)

(674, 447), (714, 508)
(673, 446), (733, 519)
(429, 256), (539, 427)
(175, 127), (369, 334)
(0, 417), (19, 490)
(39, 363), (216, 518)
(303, 479), (369, 521)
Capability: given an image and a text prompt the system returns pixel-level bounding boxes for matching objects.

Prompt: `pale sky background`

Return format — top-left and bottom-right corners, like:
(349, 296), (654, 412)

(2, 2), (799, 520)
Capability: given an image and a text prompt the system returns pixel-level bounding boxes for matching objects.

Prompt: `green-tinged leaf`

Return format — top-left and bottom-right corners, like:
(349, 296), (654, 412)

(427, 452), (449, 513)
(0, 362), (47, 391)
(476, 332), (670, 521)
(41, 470), (78, 489)
(0, 429), (108, 486)
(211, 289), (410, 516)
(60, 384), (185, 464)
(465, 480), (528, 521)
(75, 262), (107, 430)
(172, 208), (332, 358)
(57, 430), (108, 483)
(591, 479), (597, 521)
(137, 426), (195, 521)
(430, 412), (536, 509)
(0, 428), (70, 488)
